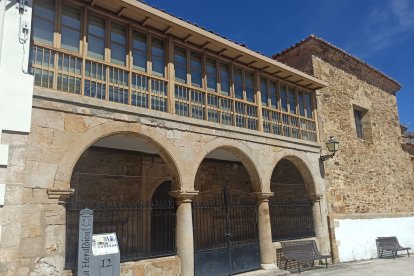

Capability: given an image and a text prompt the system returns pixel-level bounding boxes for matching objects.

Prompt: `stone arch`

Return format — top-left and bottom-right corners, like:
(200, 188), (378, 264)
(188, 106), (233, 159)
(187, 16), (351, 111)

(190, 139), (263, 192)
(53, 121), (183, 191)
(265, 150), (317, 196)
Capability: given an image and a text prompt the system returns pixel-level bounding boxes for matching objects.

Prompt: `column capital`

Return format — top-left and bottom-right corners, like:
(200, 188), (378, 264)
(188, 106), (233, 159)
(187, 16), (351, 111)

(170, 190), (199, 201)
(254, 191), (274, 201)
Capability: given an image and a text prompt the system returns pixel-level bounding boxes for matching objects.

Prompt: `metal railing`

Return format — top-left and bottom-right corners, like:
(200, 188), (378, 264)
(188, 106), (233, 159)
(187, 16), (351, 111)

(65, 199), (176, 269)
(269, 198), (316, 241)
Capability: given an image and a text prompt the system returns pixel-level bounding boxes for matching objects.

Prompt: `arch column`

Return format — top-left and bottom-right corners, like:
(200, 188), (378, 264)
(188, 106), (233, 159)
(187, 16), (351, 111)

(171, 190), (198, 276)
(255, 192), (279, 270)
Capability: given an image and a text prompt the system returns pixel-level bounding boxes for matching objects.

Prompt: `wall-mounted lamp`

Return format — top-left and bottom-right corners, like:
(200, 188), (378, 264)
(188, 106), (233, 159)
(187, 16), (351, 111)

(320, 136), (339, 161)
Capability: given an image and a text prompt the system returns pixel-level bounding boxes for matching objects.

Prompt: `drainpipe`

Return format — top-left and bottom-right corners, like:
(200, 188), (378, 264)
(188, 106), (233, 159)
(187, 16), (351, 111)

(0, 0), (7, 66)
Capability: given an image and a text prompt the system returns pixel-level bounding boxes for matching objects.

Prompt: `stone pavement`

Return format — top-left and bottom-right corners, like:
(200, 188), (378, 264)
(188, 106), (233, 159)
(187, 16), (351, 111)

(293, 256), (414, 276)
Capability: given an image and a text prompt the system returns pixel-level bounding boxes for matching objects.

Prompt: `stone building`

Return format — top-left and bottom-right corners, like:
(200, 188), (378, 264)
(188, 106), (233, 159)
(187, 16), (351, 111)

(0, 0), (412, 275)
(274, 35), (414, 262)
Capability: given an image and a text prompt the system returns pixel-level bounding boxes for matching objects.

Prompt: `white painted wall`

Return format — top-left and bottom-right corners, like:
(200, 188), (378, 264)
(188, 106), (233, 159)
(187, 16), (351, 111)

(334, 217), (414, 262)
(0, 0), (33, 164)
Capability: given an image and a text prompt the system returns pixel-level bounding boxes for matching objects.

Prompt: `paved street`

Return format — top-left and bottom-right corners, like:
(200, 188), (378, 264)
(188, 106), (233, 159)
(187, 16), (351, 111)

(295, 256), (414, 276)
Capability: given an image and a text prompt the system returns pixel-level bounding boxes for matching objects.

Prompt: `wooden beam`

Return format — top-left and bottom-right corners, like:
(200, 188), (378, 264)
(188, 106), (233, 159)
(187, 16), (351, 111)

(282, 75), (293, 80)
(90, 0), (98, 6)
(293, 79), (303, 84)
(233, 54), (243, 62)
(164, 26), (173, 35)
(142, 17), (151, 26)
(247, 60), (257, 66)
(260, 65), (270, 72)
(218, 48), (228, 56)
(184, 34), (193, 43)
(272, 70), (282, 77)
(117, 7), (126, 17)
(201, 42), (210, 49)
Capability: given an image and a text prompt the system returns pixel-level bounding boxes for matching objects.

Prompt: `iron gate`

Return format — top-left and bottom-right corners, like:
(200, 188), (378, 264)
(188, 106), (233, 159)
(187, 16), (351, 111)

(193, 187), (261, 276)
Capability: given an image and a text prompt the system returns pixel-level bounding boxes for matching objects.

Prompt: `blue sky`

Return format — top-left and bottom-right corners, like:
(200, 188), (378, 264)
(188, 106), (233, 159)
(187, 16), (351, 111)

(146, 0), (414, 131)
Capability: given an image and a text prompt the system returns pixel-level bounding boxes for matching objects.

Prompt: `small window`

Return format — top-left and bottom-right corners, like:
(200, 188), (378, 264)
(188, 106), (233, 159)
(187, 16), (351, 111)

(304, 93), (313, 118)
(298, 92), (305, 117)
(245, 73), (255, 103)
(270, 81), (278, 109)
(151, 38), (165, 77)
(260, 79), (268, 106)
(174, 47), (187, 83)
(280, 85), (288, 112)
(353, 106), (372, 141)
(234, 68), (243, 99)
(61, 5), (81, 52)
(88, 15), (105, 60)
(132, 31), (147, 72)
(220, 63), (230, 96)
(206, 59), (217, 92)
(354, 109), (365, 139)
(33, 0), (55, 44)
(190, 53), (202, 87)
(111, 23), (127, 65)
(288, 88), (296, 114)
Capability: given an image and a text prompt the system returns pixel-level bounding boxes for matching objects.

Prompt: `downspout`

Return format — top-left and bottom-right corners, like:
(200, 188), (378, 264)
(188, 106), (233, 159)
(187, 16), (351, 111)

(0, 0), (7, 66)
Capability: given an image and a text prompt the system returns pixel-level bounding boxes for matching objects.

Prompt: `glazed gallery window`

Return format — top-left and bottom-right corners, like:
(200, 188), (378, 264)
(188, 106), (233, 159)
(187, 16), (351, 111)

(88, 15), (105, 60)
(61, 5), (81, 52)
(32, 0), (55, 44)
(132, 31), (147, 72)
(174, 47), (187, 83)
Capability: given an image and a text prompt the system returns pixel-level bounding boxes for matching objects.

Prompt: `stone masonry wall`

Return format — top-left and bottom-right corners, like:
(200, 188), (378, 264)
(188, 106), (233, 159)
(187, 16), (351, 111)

(313, 56), (414, 215)
(1, 87), (328, 275)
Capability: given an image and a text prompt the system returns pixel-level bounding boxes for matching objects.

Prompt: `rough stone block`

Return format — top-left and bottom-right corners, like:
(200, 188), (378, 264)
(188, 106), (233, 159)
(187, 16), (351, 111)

(20, 237), (44, 258)
(5, 184), (23, 205)
(31, 109), (64, 131)
(25, 161), (57, 189)
(64, 114), (88, 133)
(21, 225), (43, 238)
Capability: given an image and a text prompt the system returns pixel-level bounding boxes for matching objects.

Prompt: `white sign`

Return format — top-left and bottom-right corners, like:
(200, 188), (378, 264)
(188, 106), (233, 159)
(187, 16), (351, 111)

(92, 233), (119, 256)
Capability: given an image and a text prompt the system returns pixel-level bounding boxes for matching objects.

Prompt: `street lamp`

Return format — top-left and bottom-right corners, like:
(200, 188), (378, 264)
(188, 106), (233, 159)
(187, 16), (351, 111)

(320, 136), (339, 161)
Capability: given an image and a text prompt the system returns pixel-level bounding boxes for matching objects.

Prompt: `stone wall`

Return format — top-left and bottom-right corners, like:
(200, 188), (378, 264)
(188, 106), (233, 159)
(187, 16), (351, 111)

(0, 88), (329, 275)
(312, 55), (414, 215)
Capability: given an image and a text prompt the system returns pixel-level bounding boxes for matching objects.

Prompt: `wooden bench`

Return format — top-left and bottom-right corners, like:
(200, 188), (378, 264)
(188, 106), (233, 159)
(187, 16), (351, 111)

(280, 240), (330, 273)
(376, 237), (411, 259)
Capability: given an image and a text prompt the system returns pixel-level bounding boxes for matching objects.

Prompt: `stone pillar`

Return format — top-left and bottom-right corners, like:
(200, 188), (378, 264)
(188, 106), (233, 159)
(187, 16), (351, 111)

(256, 192), (278, 270)
(171, 191), (198, 276)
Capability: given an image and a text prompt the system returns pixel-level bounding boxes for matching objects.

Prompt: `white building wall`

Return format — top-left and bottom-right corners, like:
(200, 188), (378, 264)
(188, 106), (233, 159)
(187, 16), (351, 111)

(334, 217), (414, 262)
(0, 0), (33, 214)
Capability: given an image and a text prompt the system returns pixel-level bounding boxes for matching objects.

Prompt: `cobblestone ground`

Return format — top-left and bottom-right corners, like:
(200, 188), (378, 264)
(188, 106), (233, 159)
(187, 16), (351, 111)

(292, 256), (414, 275)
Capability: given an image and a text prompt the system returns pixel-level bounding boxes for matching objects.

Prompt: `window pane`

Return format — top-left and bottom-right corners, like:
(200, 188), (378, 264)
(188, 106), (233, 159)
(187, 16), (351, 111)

(33, 0), (55, 44)
(305, 93), (313, 118)
(111, 24), (126, 65)
(61, 5), (81, 52)
(190, 53), (202, 87)
(207, 59), (217, 91)
(260, 79), (268, 106)
(354, 110), (364, 139)
(281, 86), (288, 112)
(220, 63), (230, 96)
(288, 88), (296, 114)
(152, 38), (165, 77)
(88, 15), (105, 60)
(174, 47), (187, 83)
(133, 31), (147, 72)
(270, 81), (278, 109)
(234, 68), (243, 99)
(245, 73), (255, 102)
(298, 92), (305, 116)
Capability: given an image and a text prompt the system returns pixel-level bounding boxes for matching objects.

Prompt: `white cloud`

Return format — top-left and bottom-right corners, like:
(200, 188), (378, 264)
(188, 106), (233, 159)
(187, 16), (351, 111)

(347, 0), (414, 57)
